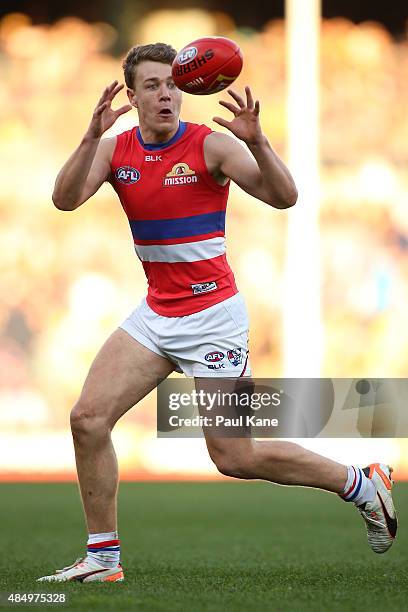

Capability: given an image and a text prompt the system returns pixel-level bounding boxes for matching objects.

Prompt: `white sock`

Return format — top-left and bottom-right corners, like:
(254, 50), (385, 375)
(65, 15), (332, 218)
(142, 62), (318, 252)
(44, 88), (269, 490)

(341, 466), (376, 506)
(87, 531), (120, 568)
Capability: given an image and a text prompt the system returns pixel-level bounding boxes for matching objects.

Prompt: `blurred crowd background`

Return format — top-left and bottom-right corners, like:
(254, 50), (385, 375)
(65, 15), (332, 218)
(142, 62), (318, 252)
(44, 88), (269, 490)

(1, 3), (408, 479)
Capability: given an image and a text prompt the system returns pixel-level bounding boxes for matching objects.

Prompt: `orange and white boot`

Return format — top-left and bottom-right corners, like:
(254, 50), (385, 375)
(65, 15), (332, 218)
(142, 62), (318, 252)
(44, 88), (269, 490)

(357, 463), (398, 554)
(37, 557), (124, 582)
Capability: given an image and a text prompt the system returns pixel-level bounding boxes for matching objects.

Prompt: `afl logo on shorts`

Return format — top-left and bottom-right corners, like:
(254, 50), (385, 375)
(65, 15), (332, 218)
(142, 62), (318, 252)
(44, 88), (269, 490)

(115, 166), (141, 184)
(205, 351), (225, 363)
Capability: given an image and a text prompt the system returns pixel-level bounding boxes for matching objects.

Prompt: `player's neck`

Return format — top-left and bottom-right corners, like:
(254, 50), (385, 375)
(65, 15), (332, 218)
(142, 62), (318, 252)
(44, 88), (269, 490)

(138, 122), (180, 145)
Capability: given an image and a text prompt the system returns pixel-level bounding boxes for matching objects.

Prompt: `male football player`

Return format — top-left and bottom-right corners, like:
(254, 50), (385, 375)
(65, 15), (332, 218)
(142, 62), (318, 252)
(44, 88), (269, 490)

(38, 43), (397, 582)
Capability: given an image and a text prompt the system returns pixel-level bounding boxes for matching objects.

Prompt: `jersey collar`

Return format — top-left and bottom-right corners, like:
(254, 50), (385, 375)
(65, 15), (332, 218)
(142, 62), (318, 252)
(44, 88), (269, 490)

(136, 121), (187, 151)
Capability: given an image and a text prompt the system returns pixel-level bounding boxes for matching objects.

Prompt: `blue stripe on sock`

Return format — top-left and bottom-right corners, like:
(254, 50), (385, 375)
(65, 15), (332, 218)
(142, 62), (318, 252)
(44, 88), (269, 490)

(87, 546), (120, 552)
(348, 468), (363, 501)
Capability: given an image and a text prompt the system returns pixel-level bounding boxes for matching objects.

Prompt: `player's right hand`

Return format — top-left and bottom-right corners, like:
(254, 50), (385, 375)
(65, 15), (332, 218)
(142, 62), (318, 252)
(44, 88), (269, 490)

(86, 81), (132, 139)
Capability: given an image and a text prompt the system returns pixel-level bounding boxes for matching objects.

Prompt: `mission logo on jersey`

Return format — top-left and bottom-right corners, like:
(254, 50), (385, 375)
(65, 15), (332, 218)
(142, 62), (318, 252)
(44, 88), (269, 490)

(163, 162), (198, 186)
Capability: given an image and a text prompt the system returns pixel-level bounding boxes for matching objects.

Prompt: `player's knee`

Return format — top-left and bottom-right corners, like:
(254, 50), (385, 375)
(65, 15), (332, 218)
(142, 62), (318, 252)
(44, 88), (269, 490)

(211, 449), (255, 479)
(70, 399), (109, 439)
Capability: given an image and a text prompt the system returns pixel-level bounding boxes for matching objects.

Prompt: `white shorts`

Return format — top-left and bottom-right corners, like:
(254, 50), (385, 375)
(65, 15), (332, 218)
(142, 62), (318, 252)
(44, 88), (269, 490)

(120, 293), (251, 378)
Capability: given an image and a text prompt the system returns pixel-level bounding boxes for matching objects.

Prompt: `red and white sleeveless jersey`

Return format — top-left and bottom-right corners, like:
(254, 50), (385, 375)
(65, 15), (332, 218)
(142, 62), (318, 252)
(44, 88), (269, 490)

(110, 121), (238, 316)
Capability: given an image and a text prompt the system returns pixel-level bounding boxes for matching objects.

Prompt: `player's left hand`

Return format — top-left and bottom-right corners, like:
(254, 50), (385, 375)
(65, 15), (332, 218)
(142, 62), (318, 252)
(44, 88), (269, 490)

(213, 86), (263, 145)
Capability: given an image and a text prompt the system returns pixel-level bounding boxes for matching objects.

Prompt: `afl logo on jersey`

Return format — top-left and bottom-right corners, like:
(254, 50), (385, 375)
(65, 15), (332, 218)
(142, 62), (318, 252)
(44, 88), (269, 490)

(115, 166), (141, 185)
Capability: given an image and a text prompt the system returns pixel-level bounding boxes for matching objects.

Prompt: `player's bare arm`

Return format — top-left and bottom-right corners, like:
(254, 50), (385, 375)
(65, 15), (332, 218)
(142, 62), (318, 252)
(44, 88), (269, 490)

(52, 81), (132, 211)
(205, 86), (297, 209)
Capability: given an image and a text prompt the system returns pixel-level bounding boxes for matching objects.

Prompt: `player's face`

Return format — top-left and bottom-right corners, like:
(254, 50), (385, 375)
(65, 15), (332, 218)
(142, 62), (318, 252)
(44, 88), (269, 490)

(128, 61), (182, 138)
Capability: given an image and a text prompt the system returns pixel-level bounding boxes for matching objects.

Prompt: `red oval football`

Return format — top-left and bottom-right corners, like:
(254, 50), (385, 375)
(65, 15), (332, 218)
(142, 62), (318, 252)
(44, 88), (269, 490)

(172, 37), (243, 95)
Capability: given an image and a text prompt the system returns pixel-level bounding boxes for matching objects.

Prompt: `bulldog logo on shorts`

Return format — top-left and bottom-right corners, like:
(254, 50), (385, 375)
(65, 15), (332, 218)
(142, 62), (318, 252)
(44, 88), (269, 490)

(227, 348), (244, 367)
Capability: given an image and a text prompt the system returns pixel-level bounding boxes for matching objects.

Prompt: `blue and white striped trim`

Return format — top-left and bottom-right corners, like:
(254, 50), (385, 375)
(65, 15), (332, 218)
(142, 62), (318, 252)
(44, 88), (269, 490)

(134, 236), (225, 263)
(87, 545), (120, 552)
(342, 466), (364, 502)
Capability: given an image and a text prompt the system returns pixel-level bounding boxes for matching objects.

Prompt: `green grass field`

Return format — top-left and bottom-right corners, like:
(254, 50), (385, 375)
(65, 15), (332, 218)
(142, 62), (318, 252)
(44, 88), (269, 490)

(0, 482), (406, 611)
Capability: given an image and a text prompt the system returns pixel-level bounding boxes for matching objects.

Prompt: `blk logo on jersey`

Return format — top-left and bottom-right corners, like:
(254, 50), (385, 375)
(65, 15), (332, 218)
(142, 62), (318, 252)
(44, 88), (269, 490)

(115, 166), (141, 184)
(145, 155), (162, 162)
(163, 162), (198, 186)
(227, 348), (244, 367)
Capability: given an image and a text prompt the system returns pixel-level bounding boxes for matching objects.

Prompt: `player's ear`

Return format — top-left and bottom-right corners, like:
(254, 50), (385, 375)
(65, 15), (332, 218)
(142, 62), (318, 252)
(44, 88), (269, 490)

(127, 88), (138, 109)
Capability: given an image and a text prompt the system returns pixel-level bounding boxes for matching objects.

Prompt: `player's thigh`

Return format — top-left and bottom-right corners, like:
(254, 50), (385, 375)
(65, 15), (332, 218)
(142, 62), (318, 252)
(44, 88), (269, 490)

(77, 328), (175, 427)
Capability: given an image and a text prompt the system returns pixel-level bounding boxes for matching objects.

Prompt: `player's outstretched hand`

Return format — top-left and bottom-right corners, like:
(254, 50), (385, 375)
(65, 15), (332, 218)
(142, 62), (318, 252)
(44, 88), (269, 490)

(213, 86), (263, 146)
(87, 81), (132, 139)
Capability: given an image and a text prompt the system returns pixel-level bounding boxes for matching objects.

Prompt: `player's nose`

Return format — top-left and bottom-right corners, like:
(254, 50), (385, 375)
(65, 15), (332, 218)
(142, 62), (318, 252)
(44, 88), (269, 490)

(158, 84), (171, 100)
